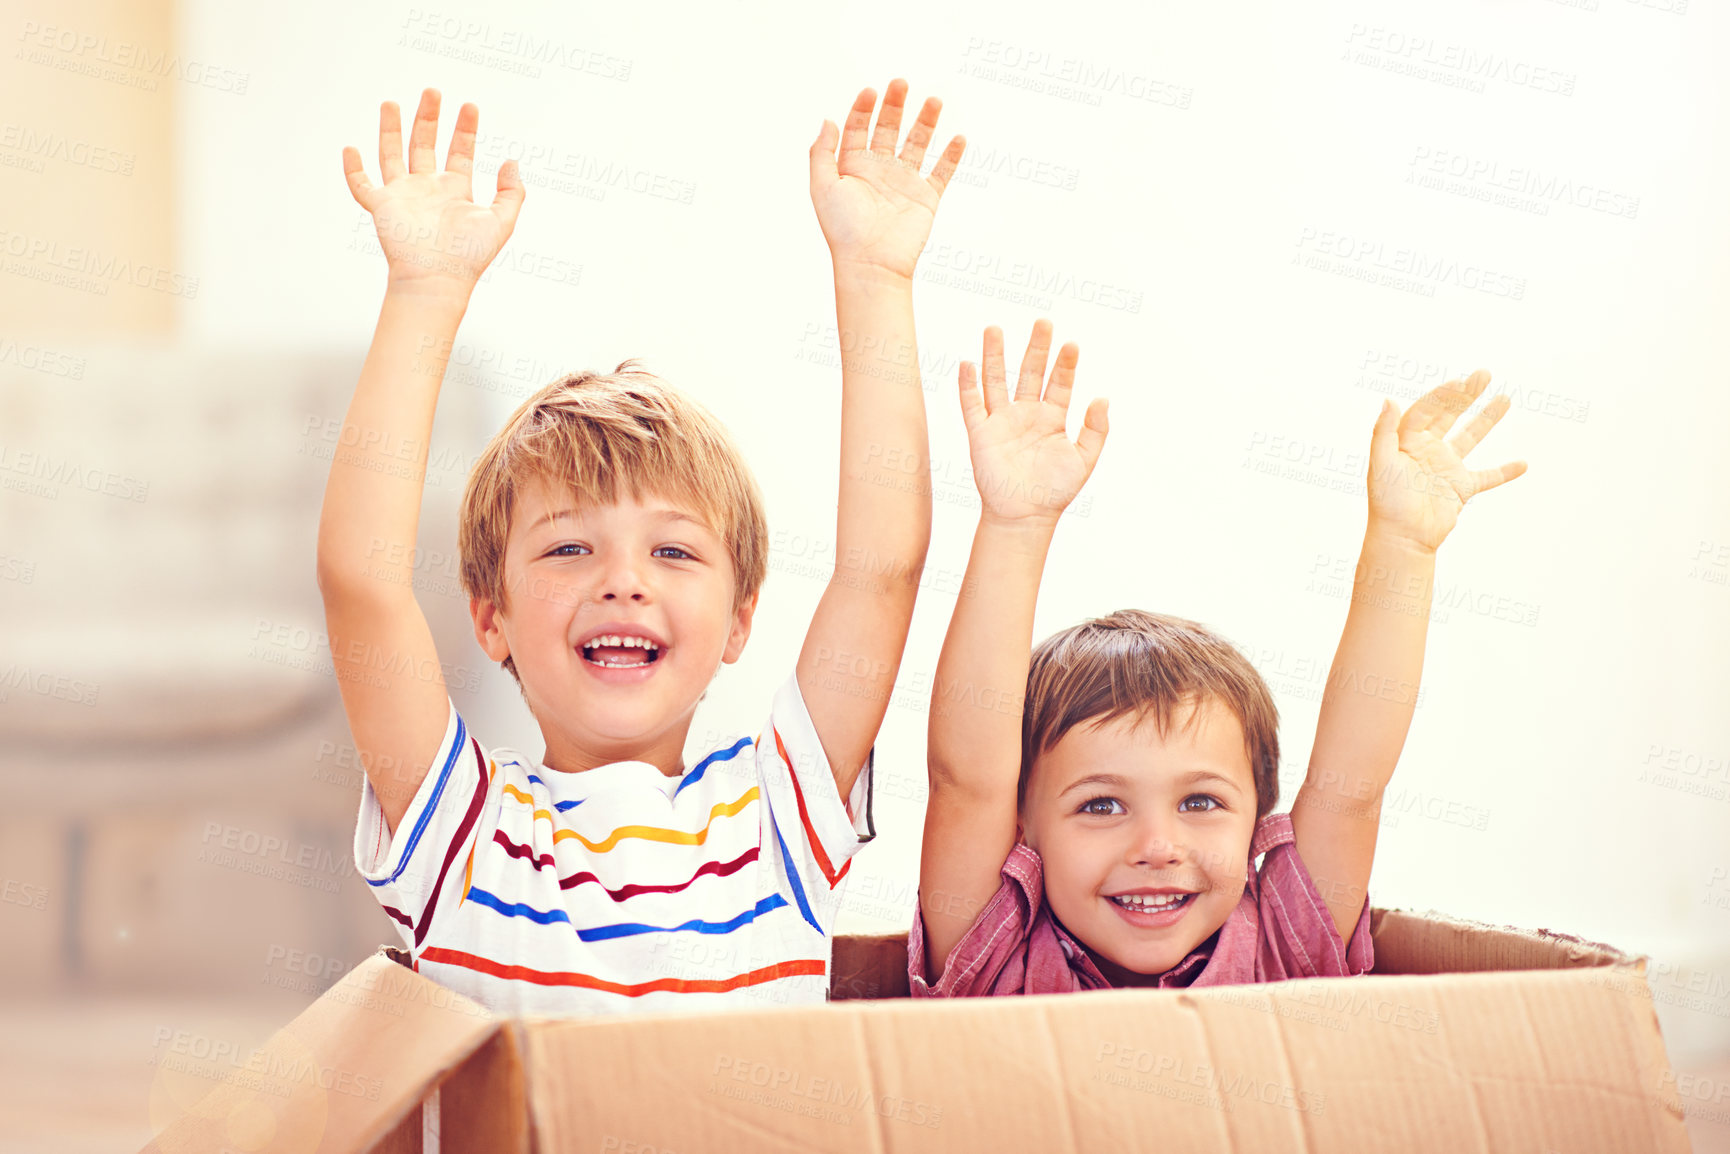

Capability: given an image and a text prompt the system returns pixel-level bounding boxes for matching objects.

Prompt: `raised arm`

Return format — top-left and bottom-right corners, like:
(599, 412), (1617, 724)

(316, 89), (524, 834)
(1291, 371), (1526, 938)
(798, 81), (965, 796)
(919, 322), (1108, 980)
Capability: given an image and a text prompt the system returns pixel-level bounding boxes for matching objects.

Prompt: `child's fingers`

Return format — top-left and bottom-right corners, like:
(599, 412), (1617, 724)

(869, 78), (908, 157)
(1433, 369), (1490, 438)
(1465, 458), (1528, 498)
(839, 88), (876, 158)
(1402, 370), (1488, 441)
(342, 146), (377, 208)
(1370, 397), (1400, 462)
(899, 97), (941, 170)
(1042, 342), (1080, 414)
(490, 159), (526, 234)
(926, 135), (966, 197)
(981, 326), (1008, 415)
(957, 361), (986, 431)
(1397, 380), (1462, 439)
(1013, 320), (1054, 403)
(1075, 397), (1110, 471)
(378, 101), (406, 183)
(1395, 387), (1445, 440)
(809, 120), (840, 192)
(407, 88), (442, 175)
(445, 101), (479, 178)
(1447, 392), (1510, 459)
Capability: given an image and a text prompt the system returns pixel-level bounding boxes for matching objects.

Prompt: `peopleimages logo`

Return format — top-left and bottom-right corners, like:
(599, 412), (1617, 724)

(1293, 228), (1525, 301)
(15, 21), (250, 93)
(0, 228), (199, 297)
(1407, 147), (1640, 220)
(0, 665), (98, 706)
(1342, 25), (1576, 96)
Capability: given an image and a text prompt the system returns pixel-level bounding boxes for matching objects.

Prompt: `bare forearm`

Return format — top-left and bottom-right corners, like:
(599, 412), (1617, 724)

(831, 263), (931, 590)
(316, 284), (470, 600)
(929, 516), (1054, 794)
(794, 264), (937, 784)
(1305, 530), (1437, 810)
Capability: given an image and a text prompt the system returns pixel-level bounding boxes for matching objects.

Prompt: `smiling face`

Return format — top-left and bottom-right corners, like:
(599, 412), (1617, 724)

(1019, 697), (1259, 984)
(470, 480), (754, 775)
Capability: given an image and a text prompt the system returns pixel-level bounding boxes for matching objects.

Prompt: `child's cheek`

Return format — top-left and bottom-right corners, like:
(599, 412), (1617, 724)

(1043, 860), (1093, 927)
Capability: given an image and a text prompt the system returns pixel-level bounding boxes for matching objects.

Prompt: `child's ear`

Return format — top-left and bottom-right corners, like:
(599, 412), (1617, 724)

(721, 590), (758, 664)
(470, 596), (512, 663)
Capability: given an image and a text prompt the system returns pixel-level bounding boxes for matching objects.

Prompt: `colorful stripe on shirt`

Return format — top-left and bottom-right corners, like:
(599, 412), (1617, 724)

(492, 831), (760, 900)
(368, 715), (469, 888)
(773, 726), (850, 888)
(418, 946), (826, 997)
(464, 888), (788, 941)
(412, 736), (490, 948)
(500, 784), (759, 853)
(673, 736), (753, 797)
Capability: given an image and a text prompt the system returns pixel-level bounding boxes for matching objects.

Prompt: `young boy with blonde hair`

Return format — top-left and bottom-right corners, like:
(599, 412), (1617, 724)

(913, 321), (1524, 994)
(320, 83), (964, 1014)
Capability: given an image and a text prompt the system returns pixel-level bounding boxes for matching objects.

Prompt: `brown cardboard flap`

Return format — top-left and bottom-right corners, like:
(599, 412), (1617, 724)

(831, 932), (911, 1001)
(522, 964), (1687, 1153)
(140, 955), (500, 1154)
(1370, 908), (1635, 974)
(439, 1022), (529, 1154)
(366, 1107), (421, 1154)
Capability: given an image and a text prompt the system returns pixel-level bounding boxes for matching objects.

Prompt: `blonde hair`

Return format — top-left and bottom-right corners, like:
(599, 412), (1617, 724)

(459, 361), (768, 678)
(1021, 609), (1281, 819)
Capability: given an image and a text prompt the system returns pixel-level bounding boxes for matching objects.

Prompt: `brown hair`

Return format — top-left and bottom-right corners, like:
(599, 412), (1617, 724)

(1020, 608), (1280, 818)
(459, 361), (768, 680)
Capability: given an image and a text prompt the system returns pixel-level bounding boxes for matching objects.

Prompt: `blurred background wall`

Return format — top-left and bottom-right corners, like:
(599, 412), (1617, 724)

(0, 0), (1726, 1149)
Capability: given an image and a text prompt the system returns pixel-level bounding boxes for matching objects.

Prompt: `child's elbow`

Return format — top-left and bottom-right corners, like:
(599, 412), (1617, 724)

(314, 540), (366, 604)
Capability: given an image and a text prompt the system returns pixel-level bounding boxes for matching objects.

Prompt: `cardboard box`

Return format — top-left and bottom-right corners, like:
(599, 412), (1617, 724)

(141, 908), (1691, 1153)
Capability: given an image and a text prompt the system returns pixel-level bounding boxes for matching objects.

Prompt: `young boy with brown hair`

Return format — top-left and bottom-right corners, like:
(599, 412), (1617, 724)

(319, 83), (964, 1015)
(912, 321), (1524, 994)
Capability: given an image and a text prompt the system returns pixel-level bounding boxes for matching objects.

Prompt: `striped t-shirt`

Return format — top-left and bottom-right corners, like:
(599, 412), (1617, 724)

(353, 674), (874, 1017)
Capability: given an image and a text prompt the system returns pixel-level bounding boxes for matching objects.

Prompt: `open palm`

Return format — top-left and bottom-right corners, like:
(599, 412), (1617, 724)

(810, 80), (965, 280)
(1368, 370), (1527, 552)
(342, 89), (525, 293)
(960, 321), (1109, 525)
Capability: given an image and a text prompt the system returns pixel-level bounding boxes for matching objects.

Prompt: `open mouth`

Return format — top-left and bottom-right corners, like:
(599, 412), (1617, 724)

(580, 634), (662, 669)
(1109, 892), (1195, 913)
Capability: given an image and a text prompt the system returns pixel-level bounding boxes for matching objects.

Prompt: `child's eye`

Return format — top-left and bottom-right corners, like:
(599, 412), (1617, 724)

(1179, 795), (1222, 813)
(1078, 796), (1125, 816)
(653, 546), (695, 561)
(545, 543), (591, 557)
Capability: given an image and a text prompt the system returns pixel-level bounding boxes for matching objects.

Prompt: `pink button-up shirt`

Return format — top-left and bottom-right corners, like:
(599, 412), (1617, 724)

(908, 812), (1373, 996)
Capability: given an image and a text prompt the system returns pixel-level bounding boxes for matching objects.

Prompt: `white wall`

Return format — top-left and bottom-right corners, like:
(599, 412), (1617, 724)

(176, 0), (1729, 1051)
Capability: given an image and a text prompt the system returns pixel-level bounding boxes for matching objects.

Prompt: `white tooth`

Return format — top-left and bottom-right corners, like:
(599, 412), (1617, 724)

(1116, 893), (1186, 909)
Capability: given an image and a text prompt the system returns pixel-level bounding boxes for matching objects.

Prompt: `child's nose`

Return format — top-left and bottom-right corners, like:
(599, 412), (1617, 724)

(1128, 819), (1185, 868)
(596, 554), (651, 603)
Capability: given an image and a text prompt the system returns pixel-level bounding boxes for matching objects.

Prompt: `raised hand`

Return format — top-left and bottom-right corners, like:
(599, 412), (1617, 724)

(1366, 369), (1527, 553)
(342, 89), (525, 297)
(809, 79), (965, 281)
(959, 320), (1109, 526)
